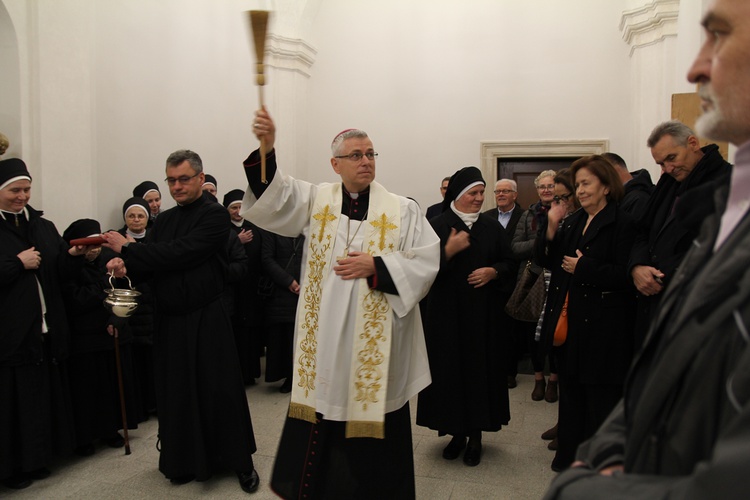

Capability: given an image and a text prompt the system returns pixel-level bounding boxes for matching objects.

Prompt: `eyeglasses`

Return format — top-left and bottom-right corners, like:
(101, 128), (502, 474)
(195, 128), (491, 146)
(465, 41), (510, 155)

(553, 193), (572, 203)
(493, 189), (515, 195)
(537, 184), (555, 191)
(165, 172), (200, 186)
(334, 152), (378, 162)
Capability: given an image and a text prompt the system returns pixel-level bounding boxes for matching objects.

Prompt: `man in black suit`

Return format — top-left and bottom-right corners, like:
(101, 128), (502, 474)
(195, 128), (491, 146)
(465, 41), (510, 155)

(484, 179), (525, 388)
(483, 179), (522, 235)
(425, 176), (451, 220)
(629, 120), (731, 349)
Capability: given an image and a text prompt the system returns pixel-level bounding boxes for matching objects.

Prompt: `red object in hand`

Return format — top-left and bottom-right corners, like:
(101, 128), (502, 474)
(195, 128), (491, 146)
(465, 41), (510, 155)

(69, 236), (106, 246)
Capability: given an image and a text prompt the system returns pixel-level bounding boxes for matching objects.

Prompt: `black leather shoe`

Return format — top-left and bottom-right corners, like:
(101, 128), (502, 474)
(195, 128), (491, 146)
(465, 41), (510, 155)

(442, 436), (466, 460)
(507, 376), (517, 389)
(30, 467), (51, 480)
(2, 473), (31, 490)
(237, 469), (260, 493)
(463, 442), (482, 467)
(541, 423), (558, 440)
(106, 433), (125, 448)
(279, 378), (292, 393)
(550, 457), (567, 472)
(170, 474), (195, 485)
(75, 443), (96, 456)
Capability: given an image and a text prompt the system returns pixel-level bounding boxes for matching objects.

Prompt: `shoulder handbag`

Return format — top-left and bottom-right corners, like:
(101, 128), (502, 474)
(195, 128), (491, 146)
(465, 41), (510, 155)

(505, 261), (546, 322)
(553, 292), (569, 346)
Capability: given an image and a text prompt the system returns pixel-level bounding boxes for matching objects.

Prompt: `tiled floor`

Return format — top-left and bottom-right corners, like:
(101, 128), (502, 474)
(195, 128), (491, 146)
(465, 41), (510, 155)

(0, 375), (558, 499)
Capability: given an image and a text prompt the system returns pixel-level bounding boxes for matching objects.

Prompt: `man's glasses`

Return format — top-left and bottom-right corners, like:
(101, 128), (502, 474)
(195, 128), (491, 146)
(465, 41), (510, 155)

(537, 184), (555, 191)
(334, 152), (378, 162)
(553, 193), (572, 203)
(165, 172), (200, 186)
(493, 189), (515, 195)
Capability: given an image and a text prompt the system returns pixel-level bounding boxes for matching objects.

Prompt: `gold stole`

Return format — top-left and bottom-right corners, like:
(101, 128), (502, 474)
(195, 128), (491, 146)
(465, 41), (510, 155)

(288, 182), (401, 439)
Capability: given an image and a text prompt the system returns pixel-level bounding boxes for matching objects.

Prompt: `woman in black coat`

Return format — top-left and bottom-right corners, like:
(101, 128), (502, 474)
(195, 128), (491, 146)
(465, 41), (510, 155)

(61, 219), (143, 455)
(417, 167), (516, 467)
(534, 155), (636, 472)
(260, 231), (304, 393)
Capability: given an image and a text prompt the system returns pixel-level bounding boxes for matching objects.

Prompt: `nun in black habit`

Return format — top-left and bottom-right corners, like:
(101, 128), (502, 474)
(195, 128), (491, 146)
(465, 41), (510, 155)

(223, 189), (264, 385)
(132, 180), (162, 228)
(417, 166), (515, 467)
(0, 158), (89, 489)
(61, 218), (143, 456)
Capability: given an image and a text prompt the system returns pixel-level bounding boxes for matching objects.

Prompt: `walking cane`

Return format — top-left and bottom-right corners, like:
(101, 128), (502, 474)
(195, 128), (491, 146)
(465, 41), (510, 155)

(114, 332), (131, 455)
(104, 273), (139, 455)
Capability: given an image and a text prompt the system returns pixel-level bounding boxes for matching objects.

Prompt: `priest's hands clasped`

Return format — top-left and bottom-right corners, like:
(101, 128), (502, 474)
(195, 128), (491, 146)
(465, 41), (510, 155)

(333, 251), (375, 280)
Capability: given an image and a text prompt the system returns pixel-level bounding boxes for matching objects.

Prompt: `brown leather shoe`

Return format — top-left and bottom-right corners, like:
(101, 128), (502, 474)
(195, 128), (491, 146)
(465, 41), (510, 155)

(541, 423), (558, 440)
(545, 380), (559, 403)
(531, 379), (546, 401)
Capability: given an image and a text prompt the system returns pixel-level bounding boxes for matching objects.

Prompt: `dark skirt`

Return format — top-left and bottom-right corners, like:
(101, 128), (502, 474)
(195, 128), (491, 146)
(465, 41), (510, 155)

(68, 342), (143, 446)
(132, 343), (157, 415)
(271, 403), (415, 500)
(0, 340), (75, 480)
(233, 321), (262, 384)
(264, 322), (294, 383)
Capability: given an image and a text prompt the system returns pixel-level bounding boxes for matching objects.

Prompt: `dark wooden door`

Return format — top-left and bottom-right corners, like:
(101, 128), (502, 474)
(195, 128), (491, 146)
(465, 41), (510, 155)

(497, 157), (579, 209)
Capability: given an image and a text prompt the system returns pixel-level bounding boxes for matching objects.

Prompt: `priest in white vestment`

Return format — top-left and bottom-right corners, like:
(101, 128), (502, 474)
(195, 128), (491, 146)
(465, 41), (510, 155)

(241, 110), (440, 500)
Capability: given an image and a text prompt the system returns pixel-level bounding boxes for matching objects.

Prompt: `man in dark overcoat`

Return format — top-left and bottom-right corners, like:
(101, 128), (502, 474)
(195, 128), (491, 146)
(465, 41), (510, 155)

(545, 0), (750, 497)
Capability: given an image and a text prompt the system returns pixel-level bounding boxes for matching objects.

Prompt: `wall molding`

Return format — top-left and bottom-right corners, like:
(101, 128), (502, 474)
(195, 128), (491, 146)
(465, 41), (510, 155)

(620, 0), (679, 55)
(265, 34), (317, 77)
(479, 139), (609, 210)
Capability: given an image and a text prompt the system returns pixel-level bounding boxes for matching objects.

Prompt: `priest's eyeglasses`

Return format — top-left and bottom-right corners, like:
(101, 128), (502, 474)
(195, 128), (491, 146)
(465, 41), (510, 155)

(165, 172), (200, 186)
(334, 152), (378, 162)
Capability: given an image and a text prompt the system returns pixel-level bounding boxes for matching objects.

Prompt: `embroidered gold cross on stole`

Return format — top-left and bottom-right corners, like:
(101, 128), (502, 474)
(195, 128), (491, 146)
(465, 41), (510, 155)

(312, 204), (337, 242)
(370, 213), (398, 251)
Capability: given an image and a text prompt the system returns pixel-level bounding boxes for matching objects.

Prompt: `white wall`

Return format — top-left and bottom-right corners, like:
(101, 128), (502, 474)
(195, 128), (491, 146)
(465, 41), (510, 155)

(304, 0), (634, 208)
(0, 0), (715, 231)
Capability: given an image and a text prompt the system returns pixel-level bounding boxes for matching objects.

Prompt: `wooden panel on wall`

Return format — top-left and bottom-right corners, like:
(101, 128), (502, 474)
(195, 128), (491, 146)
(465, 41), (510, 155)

(672, 92), (729, 160)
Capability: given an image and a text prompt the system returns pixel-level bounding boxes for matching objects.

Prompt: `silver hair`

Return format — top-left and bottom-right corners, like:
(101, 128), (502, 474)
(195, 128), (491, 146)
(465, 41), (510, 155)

(647, 120), (695, 148)
(534, 170), (557, 187)
(331, 129), (369, 156)
(166, 149), (203, 173)
(495, 178), (517, 192)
